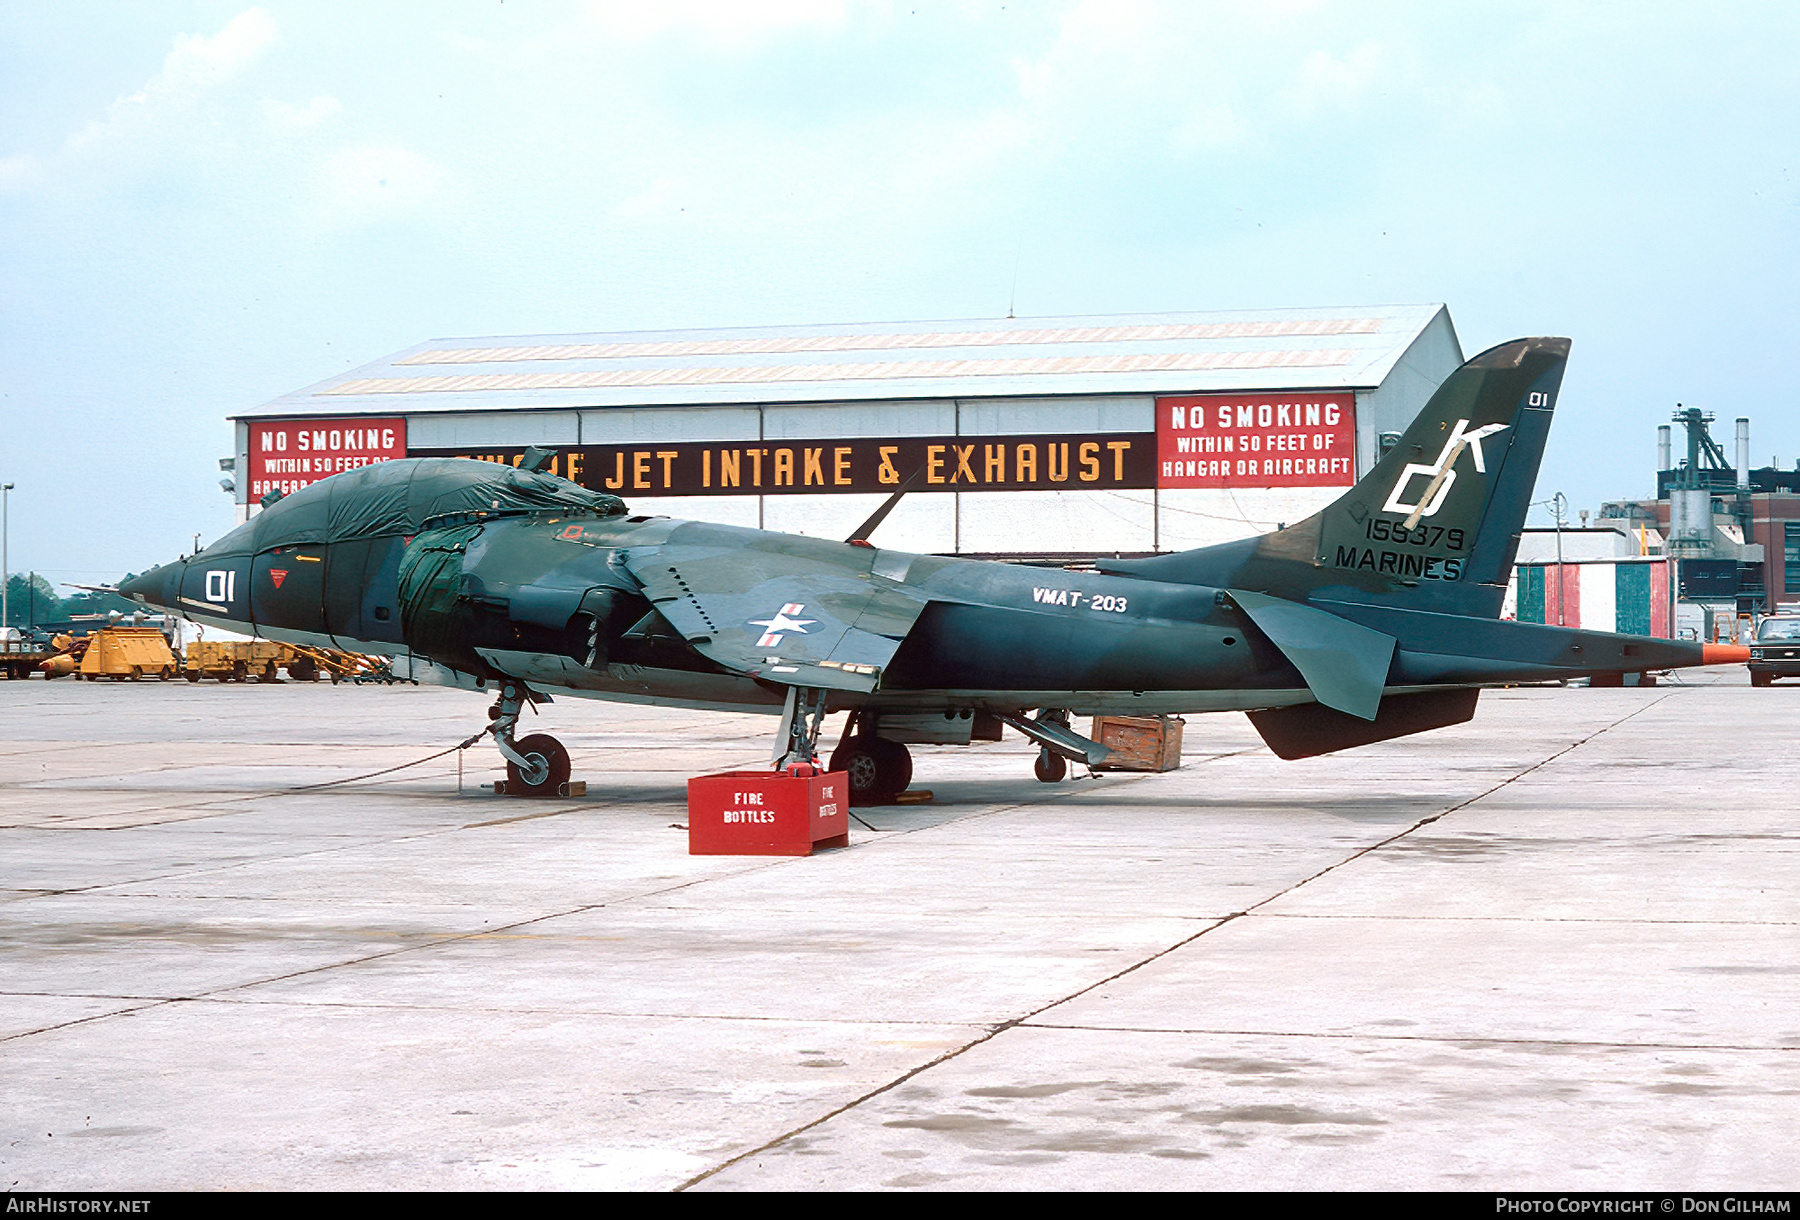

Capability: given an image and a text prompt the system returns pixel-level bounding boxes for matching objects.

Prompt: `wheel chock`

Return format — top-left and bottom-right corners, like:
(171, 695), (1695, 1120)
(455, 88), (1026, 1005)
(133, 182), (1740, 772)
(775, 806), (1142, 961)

(490, 779), (587, 797)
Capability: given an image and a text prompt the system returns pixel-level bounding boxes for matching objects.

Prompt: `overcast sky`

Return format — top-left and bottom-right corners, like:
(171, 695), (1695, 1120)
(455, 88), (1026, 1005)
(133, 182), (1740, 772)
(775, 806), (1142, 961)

(3, 1), (1797, 583)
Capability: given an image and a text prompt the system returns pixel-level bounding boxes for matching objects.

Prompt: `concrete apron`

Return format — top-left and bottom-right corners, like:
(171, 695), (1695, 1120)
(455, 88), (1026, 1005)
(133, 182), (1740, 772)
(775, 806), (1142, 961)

(0, 670), (1791, 1190)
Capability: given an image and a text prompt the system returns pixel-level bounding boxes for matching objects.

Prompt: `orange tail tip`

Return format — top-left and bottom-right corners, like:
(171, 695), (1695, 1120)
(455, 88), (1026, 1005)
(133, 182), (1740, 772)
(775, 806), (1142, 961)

(1702, 643), (1751, 665)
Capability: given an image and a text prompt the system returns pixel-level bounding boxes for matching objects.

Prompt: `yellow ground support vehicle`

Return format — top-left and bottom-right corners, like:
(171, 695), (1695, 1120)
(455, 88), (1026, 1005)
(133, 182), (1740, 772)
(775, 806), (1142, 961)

(183, 639), (292, 682)
(75, 626), (179, 681)
(179, 640), (376, 683)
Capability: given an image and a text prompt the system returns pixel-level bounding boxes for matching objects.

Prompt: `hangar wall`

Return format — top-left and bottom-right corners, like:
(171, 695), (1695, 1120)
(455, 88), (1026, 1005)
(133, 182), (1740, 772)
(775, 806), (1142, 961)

(234, 306), (1465, 558)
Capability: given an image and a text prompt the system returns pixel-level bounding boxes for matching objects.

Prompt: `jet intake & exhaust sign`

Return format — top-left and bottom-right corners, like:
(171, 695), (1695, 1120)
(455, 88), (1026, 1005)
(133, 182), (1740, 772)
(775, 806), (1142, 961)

(1157, 392), (1355, 488)
(412, 432), (1158, 495)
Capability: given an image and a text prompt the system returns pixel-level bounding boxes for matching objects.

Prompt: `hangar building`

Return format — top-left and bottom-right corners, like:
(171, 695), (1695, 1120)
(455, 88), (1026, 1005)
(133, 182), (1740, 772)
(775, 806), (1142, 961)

(233, 304), (1463, 559)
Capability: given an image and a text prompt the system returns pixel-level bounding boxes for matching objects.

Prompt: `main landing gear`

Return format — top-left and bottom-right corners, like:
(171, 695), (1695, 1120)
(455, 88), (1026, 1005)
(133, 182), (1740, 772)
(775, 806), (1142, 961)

(488, 680), (573, 797)
(824, 708), (913, 806)
(774, 686), (915, 803)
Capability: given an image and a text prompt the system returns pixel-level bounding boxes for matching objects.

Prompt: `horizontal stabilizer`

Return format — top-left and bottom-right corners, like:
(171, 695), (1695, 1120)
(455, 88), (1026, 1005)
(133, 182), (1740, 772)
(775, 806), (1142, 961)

(1228, 591), (1396, 721)
(1249, 688), (1480, 760)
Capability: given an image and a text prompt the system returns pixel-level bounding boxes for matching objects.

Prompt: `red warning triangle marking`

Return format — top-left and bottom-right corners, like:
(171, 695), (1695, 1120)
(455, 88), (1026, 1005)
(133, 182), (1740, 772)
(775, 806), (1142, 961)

(270, 570), (288, 589)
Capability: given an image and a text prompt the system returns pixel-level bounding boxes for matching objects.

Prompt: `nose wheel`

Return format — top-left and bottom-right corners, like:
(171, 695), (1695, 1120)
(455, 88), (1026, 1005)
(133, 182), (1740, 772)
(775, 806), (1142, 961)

(489, 681), (576, 797)
(505, 733), (571, 796)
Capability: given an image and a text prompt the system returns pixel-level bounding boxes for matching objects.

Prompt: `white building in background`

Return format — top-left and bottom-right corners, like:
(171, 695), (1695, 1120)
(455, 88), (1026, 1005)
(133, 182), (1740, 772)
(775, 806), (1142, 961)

(231, 304), (1464, 558)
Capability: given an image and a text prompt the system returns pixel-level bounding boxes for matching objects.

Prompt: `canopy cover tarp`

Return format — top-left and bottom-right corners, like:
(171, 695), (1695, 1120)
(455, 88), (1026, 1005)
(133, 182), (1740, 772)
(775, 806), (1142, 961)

(213, 458), (626, 556)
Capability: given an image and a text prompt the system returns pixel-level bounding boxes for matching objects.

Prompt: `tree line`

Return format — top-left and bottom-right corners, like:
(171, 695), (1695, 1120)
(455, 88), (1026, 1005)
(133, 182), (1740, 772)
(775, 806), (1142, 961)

(3, 574), (141, 630)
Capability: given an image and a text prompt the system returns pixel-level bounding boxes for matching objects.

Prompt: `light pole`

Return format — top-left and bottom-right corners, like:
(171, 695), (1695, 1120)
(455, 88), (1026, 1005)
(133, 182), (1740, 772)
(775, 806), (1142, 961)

(1550, 492), (1567, 626)
(1, 483), (13, 633)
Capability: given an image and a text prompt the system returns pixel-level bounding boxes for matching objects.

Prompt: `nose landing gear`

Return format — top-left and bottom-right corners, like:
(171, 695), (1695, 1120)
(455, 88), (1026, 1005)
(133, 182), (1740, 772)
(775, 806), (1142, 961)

(489, 680), (576, 797)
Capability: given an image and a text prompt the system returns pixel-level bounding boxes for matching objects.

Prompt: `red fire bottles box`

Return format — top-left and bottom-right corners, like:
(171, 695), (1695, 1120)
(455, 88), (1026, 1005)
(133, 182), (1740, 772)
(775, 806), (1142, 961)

(687, 769), (851, 856)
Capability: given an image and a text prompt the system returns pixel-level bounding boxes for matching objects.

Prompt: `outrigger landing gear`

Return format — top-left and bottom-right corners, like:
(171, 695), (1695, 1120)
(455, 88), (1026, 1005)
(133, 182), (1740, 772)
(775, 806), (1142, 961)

(1032, 708), (1074, 783)
(826, 709), (913, 806)
(489, 680), (573, 797)
(993, 707), (1102, 783)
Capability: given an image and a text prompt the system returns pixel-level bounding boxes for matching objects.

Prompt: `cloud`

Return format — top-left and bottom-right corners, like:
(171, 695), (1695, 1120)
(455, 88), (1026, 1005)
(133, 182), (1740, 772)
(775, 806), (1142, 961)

(262, 96), (344, 129)
(583, 0), (849, 52)
(69, 7), (278, 152)
(157, 7), (278, 94)
(318, 144), (449, 225)
(1290, 41), (1386, 117)
(0, 154), (46, 193)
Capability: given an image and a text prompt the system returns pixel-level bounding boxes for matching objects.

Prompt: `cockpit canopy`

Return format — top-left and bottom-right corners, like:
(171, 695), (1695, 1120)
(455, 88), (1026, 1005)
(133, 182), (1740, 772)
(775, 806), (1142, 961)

(213, 457), (626, 555)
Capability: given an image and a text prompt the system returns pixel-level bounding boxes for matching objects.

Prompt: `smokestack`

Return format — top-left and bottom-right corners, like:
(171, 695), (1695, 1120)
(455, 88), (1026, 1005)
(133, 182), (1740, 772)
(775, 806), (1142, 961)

(1736, 417), (1750, 489)
(1657, 424), (1672, 471)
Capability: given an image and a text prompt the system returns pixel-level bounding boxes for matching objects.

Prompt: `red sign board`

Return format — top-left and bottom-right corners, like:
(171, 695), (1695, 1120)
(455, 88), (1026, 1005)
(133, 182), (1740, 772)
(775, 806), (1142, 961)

(1157, 392), (1355, 489)
(248, 418), (407, 501)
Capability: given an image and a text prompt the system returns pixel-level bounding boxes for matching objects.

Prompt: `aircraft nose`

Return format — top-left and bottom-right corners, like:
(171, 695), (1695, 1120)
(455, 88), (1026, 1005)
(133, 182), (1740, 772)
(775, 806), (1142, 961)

(120, 560), (184, 611)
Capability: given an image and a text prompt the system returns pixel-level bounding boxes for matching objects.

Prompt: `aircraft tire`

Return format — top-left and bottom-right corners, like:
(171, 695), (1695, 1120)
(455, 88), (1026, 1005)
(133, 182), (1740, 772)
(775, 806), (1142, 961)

(506, 733), (571, 797)
(830, 735), (911, 805)
(1751, 671), (1773, 687)
(1034, 749), (1068, 783)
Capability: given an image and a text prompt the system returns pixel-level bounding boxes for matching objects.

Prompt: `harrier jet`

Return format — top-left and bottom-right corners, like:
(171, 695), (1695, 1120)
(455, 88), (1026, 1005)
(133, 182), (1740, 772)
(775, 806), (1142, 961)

(122, 337), (1738, 802)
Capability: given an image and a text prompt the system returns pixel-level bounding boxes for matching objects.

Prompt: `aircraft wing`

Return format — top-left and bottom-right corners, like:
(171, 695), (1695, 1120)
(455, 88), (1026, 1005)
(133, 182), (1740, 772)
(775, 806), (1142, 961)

(622, 525), (928, 693)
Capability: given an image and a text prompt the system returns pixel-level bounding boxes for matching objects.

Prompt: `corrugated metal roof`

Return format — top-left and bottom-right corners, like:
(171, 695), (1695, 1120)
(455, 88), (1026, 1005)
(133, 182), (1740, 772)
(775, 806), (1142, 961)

(244, 304), (1449, 418)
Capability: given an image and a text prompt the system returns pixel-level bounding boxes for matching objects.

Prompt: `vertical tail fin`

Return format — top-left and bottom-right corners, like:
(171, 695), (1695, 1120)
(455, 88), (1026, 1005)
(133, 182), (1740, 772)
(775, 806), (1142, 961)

(1102, 337), (1568, 617)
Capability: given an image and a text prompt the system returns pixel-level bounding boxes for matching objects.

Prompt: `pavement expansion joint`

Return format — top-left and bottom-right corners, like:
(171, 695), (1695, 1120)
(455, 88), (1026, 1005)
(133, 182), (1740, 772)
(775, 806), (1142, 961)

(462, 804), (592, 828)
(676, 910), (1248, 1190)
(676, 696), (1717, 1190)
(1230, 691), (1682, 922)
(5, 678), (1792, 1190)
(1016, 1022), (1800, 1054)
(1253, 912), (1800, 926)
(0, 1000), (171, 1046)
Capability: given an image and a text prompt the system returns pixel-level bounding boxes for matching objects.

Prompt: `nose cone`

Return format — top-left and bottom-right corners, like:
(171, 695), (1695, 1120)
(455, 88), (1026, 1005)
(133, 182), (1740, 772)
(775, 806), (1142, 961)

(120, 560), (185, 611)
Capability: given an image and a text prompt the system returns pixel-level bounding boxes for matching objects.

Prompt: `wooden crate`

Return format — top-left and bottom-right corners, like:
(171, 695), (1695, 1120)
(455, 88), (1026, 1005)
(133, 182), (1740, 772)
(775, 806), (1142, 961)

(1090, 715), (1184, 772)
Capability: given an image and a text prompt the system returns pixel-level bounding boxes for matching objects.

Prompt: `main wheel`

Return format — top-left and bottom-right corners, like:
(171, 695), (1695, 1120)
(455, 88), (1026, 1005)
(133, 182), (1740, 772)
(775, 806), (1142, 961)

(1751, 671), (1773, 687)
(506, 733), (571, 797)
(829, 734), (912, 805)
(1034, 748), (1068, 783)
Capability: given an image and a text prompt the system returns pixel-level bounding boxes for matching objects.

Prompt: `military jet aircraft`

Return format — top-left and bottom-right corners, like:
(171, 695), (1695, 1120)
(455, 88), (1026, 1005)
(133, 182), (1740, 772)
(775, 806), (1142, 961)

(122, 337), (1742, 803)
